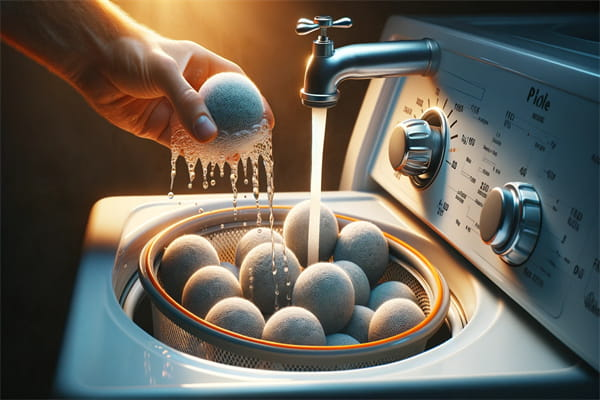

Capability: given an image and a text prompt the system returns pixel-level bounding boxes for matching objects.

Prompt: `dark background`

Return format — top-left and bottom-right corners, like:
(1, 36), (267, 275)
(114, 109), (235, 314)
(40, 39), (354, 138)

(1, 1), (597, 398)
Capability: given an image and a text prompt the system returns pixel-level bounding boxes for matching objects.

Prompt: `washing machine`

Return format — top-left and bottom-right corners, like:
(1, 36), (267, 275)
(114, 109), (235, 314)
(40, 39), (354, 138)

(55, 14), (599, 398)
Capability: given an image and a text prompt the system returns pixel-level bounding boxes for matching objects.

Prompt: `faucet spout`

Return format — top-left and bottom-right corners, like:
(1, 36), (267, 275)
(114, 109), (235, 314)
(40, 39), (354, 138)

(300, 38), (440, 108)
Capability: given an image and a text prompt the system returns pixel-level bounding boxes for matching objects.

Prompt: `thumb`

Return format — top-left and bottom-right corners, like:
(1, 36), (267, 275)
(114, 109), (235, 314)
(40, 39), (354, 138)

(159, 63), (218, 143)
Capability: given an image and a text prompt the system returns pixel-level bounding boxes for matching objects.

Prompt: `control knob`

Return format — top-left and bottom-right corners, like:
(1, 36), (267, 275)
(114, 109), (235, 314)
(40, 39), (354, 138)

(479, 182), (542, 265)
(388, 107), (448, 189)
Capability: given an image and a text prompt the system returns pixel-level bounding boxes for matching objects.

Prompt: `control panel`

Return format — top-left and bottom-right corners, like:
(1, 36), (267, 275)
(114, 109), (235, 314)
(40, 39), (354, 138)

(367, 16), (599, 370)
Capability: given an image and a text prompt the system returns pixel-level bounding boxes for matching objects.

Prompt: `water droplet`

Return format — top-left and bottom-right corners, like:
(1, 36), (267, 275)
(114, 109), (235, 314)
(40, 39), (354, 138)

(187, 182), (193, 190)
(167, 192), (175, 199)
(167, 120), (277, 305)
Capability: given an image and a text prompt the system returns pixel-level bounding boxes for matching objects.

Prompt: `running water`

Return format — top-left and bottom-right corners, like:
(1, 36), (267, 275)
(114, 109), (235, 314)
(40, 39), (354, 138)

(307, 107), (327, 266)
(169, 118), (290, 309)
(169, 118), (273, 226)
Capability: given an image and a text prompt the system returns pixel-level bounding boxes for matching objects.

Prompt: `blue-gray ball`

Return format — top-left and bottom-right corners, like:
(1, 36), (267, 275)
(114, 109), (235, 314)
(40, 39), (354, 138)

(235, 227), (283, 267)
(205, 297), (265, 338)
(199, 72), (265, 134)
(203, 297), (265, 363)
(292, 262), (354, 334)
(159, 234), (220, 302)
(283, 200), (339, 267)
(181, 266), (242, 318)
(326, 333), (359, 346)
(368, 298), (425, 342)
(368, 281), (417, 311)
(334, 260), (370, 305)
(220, 261), (240, 280)
(342, 305), (374, 343)
(240, 242), (302, 315)
(333, 221), (389, 286)
(262, 306), (326, 345)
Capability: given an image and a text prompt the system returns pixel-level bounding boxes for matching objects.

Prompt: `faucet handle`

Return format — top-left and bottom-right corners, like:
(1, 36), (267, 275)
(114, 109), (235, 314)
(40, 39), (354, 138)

(296, 16), (352, 37)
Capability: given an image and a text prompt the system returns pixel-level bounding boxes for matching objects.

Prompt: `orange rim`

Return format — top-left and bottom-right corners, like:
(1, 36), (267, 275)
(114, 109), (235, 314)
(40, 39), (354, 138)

(144, 205), (445, 351)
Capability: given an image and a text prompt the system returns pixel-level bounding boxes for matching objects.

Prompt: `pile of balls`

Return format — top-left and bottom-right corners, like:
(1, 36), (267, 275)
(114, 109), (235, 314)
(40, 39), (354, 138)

(157, 200), (425, 350)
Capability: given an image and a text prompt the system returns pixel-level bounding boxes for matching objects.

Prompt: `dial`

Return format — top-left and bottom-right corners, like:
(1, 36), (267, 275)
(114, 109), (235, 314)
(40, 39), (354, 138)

(479, 182), (542, 265)
(388, 107), (448, 189)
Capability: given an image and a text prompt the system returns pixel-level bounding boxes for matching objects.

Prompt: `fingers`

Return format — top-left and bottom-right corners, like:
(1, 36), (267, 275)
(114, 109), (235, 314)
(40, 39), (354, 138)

(153, 41), (275, 145)
(192, 114), (218, 142)
(154, 55), (218, 143)
(262, 96), (275, 129)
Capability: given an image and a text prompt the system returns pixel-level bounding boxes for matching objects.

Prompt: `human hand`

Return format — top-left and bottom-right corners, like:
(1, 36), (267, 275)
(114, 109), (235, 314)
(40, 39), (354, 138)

(1, 1), (276, 147)
(73, 34), (274, 147)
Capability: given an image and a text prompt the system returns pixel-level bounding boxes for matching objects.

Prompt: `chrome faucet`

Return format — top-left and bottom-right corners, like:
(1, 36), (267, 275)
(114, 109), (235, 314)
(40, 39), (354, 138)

(296, 16), (440, 108)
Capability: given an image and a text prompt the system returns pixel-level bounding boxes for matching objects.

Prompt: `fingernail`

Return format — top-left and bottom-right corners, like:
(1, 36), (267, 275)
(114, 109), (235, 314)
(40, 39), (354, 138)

(192, 115), (217, 142)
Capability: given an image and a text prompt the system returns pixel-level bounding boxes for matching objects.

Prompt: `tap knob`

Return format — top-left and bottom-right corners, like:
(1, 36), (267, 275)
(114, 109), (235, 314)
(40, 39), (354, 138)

(389, 119), (434, 176)
(479, 182), (542, 265)
(296, 16), (352, 38)
(388, 108), (448, 188)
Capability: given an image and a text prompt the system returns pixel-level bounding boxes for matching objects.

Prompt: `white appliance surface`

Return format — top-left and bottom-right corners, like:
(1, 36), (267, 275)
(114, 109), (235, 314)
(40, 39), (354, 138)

(56, 192), (595, 398)
(56, 14), (598, 399)
(343, 14), (599, 371)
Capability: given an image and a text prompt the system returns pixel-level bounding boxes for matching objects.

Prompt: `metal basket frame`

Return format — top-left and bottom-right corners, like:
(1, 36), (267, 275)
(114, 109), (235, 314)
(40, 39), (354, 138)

(138, 205), (449, 370)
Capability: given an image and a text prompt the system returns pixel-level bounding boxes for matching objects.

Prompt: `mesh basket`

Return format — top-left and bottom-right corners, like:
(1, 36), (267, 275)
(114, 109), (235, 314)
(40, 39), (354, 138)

(138, 205), (450, 371)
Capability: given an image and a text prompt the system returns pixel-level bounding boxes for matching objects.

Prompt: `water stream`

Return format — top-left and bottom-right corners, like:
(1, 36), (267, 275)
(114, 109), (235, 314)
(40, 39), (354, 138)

(307, 107), (328, 267)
